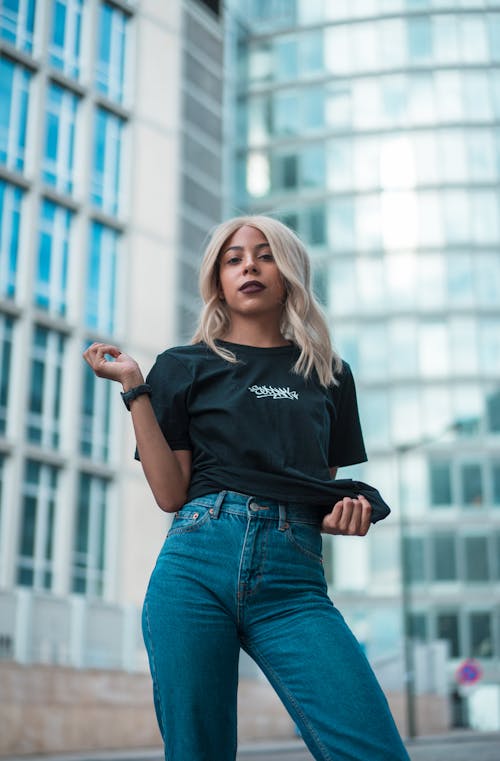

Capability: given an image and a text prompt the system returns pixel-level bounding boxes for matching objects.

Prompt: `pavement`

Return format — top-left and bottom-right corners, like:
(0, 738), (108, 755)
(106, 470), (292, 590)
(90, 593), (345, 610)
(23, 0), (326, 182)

(2, 731), (500, 761)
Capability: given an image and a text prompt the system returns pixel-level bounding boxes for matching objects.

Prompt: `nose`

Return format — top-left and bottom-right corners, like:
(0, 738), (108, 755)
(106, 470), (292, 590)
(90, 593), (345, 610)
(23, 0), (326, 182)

(243, 256), (259, 274)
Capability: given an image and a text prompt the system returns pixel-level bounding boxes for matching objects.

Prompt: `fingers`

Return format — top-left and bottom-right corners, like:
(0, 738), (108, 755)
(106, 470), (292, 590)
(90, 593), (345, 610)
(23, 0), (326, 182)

(82, 342), (123, 379)
(321, 495), (372, 537)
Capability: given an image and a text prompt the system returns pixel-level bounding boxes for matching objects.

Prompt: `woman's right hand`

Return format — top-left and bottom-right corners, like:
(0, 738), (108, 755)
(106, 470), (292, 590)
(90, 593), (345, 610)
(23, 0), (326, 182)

(83, 342), (144, 390)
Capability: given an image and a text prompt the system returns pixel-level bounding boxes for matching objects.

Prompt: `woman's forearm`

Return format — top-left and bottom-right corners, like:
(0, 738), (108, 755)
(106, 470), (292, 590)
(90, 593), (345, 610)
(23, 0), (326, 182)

(129, 395), (189, 511)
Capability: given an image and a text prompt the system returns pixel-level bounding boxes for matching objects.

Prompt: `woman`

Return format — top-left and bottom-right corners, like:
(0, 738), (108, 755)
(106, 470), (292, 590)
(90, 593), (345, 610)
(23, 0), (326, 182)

(83, 216), (409, 761)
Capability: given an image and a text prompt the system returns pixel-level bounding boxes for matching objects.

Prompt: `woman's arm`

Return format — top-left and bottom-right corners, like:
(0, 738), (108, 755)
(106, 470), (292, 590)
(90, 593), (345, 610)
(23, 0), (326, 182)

(321, 465), (372, 536)
(83, 343), (191, 512)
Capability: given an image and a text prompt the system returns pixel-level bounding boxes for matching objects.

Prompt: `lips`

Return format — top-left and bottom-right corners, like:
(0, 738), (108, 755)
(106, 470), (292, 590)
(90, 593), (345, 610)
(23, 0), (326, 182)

(239, 280), (265, 293)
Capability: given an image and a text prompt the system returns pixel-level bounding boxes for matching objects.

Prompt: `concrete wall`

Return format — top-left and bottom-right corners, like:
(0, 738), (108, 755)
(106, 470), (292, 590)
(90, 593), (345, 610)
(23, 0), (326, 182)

(0, 662), (451, 756)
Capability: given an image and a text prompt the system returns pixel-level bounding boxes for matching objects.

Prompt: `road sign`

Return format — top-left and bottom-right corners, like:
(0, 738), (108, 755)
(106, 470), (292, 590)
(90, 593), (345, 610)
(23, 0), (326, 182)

(456, 658), (482, 685)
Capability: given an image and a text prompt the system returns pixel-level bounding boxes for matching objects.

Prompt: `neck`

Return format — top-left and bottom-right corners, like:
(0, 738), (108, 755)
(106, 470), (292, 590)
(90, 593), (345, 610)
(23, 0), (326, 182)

(222, 317), (289, 348)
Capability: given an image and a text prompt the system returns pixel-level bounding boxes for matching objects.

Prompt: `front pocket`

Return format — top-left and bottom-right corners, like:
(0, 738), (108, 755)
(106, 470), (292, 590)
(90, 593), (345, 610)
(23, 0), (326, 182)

(285, 523), (323, 564)
(167, 505), (211, 537)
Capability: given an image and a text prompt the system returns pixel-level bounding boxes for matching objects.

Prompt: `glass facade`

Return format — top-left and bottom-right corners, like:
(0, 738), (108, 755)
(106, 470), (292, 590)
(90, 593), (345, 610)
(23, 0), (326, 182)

(0, 0), (135, 611)
(230, 2), (500, 668)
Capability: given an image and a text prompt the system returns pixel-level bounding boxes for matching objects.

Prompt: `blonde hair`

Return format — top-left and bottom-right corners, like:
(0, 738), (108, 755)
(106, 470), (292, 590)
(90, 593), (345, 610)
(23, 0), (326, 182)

(191, 215), (342, 387)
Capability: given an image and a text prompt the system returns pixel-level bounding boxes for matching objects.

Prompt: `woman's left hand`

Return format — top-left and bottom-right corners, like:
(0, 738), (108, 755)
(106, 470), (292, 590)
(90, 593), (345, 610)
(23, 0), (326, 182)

(321, 495), (372, 536)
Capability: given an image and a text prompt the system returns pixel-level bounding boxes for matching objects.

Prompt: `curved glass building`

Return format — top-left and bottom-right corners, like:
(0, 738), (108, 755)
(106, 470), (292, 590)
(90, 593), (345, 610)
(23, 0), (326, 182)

(228, 0), (500, 695)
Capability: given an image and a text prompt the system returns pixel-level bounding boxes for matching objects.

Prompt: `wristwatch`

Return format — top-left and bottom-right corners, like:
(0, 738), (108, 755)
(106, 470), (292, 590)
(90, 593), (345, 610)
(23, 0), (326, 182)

(120, 383), (152, 410)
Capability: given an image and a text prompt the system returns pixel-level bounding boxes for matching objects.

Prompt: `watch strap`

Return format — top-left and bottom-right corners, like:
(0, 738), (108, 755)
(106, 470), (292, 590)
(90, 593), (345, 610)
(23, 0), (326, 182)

(120, 383), (152, 410)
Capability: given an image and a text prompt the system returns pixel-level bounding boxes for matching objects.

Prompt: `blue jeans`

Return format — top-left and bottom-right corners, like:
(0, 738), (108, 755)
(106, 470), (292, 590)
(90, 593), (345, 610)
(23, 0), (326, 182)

(142, 490), (410, 761)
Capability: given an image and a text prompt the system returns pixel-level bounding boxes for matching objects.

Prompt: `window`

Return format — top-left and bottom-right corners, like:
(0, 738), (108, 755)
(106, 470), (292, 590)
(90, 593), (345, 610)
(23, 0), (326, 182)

(273, 90), (300, 135)
(49, 0), (83, 78)
(80, 360), (112, 461)
(27, 326), (65, 448)
(35, 199), (72, 316)
(408, 612), (427, 641)
(301, 144), (325, 187)
(17, 460), (58, 589)
(0, 314), (13, 435)
(469, 612), (493, 658)
(308, 206), (326, 245)
(0, 0), (36, 53)
(72, 473), (109, 596)
(436, 611), (459, 658)
(42, 83), (78, 194)
(432, 534), (457, 581)
(403, 536), (426, 583)
(487, 390), (500, 433)
(275, 37), (298, 81)
(407, 16), (433, 61)
(461, 463), (483, 507)
(91, 108), (123, 216)
(493, 462), (500, 505)
(464, 536), (490, 582)
(85, 222), (119, 335)
(96, 1), (128, 104)
(0, 57), (30, 171)
(0, 180), (22, 298)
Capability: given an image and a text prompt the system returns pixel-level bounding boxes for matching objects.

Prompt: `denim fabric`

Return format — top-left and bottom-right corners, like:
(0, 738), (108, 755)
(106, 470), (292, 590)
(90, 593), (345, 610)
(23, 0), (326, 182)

(142, 490), (410, 761)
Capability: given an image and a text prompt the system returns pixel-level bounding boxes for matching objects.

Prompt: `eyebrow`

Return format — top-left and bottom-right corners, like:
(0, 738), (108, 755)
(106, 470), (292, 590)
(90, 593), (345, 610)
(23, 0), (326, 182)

(221, 242), (271, 255)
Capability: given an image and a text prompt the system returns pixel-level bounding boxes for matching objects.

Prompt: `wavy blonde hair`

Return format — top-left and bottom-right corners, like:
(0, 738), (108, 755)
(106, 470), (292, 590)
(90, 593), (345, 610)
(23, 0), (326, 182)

(191, 215), (342, 386)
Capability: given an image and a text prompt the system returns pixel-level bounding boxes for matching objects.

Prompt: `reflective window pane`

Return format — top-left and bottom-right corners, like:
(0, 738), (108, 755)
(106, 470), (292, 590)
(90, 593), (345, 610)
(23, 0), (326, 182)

(407, 16), (433, 61)
(72, 473), (109, 597)
(436, 611), (460, 657)
(0, 314), (13, 435)
(80, 355), (112, 461)
(91, 108), (123, 216)
(461, 463), (483, 507)
(0, 180), (22, 298)
(35, 199), (72, 316)
(96, 1), (128, 104)
(43, 83), (78, 194)
(17, 460), (59, 589)
(464, 536), (490, 582)
(429, 461), (452, 507)
(85, 222), (119, 335)
(49, 0), (83, 79)
(404, 536), (426, 583)
(27, 326), (65, 448)
(0, 0), (36, 53)
(469, 612), (493, 658)
(0, 57), (31, 171)
(432, 534), (457, 581)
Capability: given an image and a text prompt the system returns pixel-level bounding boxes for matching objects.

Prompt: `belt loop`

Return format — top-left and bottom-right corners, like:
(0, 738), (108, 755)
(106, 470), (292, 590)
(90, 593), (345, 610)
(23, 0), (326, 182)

(210, 490), (227, 519)
(278, 502), (289, 531)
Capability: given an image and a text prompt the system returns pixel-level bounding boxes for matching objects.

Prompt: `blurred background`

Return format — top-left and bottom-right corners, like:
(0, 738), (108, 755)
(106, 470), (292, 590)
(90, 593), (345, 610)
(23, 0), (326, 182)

(0, 0), (500, 755)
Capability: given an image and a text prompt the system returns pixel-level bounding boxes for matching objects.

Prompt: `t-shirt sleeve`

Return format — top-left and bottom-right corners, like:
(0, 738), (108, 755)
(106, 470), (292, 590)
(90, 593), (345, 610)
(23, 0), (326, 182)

(328, 361), (367, 468)
(134, 351), (192, 460)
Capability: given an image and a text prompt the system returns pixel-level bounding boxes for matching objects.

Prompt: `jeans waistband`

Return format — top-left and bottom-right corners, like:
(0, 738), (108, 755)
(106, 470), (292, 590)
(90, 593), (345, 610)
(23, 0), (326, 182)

(185, 490), (324, 528)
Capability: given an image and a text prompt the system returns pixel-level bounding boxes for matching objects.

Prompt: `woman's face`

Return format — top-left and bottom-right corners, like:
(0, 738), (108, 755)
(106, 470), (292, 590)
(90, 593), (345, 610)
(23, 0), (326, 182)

(217, 225), (286, 323)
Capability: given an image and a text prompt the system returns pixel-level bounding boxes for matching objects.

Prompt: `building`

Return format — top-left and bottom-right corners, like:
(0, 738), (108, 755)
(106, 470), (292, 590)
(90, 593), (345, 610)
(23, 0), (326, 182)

(0, 0), (223, 689)
(227, 0), (500, 711)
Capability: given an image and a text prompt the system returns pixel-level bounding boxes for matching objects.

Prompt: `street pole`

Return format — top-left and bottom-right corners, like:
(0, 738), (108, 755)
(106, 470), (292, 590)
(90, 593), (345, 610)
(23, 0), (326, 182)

(396, 445), (417, 739)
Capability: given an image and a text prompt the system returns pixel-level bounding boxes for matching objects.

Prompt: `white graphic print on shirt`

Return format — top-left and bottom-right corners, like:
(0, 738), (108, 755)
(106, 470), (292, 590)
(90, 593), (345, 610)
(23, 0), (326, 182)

(249, 384), (299, 400)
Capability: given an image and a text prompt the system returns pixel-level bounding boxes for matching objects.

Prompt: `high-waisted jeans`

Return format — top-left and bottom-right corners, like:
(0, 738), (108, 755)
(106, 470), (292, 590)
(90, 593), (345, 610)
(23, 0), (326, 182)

(142, 490), (410, 761)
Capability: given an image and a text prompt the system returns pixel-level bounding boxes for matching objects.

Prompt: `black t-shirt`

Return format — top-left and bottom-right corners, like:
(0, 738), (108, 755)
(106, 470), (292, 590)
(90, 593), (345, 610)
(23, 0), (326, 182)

(136, 340), (368, 508)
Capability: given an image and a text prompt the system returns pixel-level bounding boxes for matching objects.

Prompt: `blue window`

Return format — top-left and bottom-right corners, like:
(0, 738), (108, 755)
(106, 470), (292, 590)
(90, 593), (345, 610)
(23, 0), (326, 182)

(0, 0), (36, 54)
(49, 0), (83, 79)
(17, 460), (58, 589)
(0, 180), (22, 298)
(91, 107), (123, 216)
(80, 358), (112, 461)
(72, 473), (109, 596)
(42, 82), (78, 193)
(0, 314), (14, 435)
(96, 2), (128, 104)
(0, 57), (31, 171)
(27, 326), (65, 448)
(85, 222), (119, 335)
(35, 199), (72, 316)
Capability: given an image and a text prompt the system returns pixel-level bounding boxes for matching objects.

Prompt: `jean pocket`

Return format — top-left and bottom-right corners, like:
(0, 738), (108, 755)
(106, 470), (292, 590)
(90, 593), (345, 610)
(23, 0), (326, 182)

(167, 503), (212, 537)
(285, 522), (323, 564)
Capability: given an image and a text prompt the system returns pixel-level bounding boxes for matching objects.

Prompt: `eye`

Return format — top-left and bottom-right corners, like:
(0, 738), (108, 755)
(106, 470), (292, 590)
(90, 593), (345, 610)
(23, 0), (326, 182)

(226, 256), (241, 265)
(259, 252), (274, 261)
